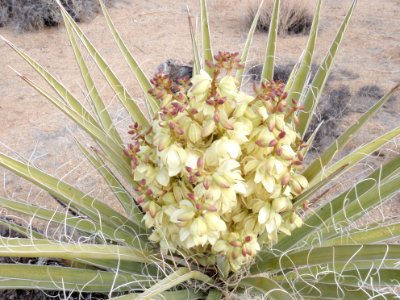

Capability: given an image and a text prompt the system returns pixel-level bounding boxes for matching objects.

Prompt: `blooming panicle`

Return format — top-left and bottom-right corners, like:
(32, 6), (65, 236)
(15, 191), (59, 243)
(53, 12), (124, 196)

(124, 51), (308, 273)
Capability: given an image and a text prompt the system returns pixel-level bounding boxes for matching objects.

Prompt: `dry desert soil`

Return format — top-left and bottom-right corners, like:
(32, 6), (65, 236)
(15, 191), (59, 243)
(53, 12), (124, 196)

(0, 0), (399, 231)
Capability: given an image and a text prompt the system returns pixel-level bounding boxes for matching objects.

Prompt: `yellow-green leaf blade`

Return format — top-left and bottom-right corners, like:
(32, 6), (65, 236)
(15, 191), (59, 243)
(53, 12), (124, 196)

(60, 5), (149, 127)
(286, 0), (321, 103)
(297, 0), (357, 137)
(0, 153), (141, 246)
(256, 244), (400, 272)
(134, 268), (212, 299)
(187, 7), (201, 76)
(304, 84), (400, 181)
(111, 290), (205, 300)
(0, 238), (152, 263)
(239, 276), (292, 300)
(99, 0), (159, 115)
(200, 0), (213, 75)
(77, 142), (144, 228)
(314, 174), (400, 242)
(62, 12), (123, 145)
(0, 35), (101, 130)
(322, 223), (400, 246)
(0, 264), (153, 292)
(236, 0), (264, 87)
(0, 196), (136, 243)
(309, 126), (400, 187)
(261, 0), (280, 81)
(280, 281), (397, 299)
(0, 218), (44, 239)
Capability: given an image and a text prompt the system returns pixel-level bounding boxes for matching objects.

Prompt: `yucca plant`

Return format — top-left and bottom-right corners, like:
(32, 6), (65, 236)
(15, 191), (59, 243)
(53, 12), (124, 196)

(0, 0), (399, 298)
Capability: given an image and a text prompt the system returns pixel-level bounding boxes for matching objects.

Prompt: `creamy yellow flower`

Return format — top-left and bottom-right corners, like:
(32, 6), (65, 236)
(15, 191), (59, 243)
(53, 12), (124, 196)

(188, 70), (212, 102)
(159, 144), (187, 176)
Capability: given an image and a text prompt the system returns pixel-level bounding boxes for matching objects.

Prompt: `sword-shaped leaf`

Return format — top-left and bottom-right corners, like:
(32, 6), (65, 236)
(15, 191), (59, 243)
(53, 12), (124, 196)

(77, 142), (144, 228)
(236, 0), (264, 87)
(256, 244), (400, 271)
(59, 3), (149, 127)
(304, 84), (400, 181)
(0, 196), (138, 244)
(62, 12), (122, 145)
(0, 36), (100, 130)
(0, 264), (153, 292)
(187, 6), (201, 76)
(99, 0), (159, 116)
(286, 0), (321, 104)
(322, 223), (400, 246)
(297, 0), (357, 137)
(0, 153), (142, 247)
(261, 0), (280, 81)
(200, 0), (214, 75)
(239, 276), (292, 300)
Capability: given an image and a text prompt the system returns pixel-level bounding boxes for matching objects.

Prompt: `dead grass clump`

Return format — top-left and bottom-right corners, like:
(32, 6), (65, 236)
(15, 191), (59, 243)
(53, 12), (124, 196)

(247, 0), (314, 35)
(0, 0), (113, 31)
(358, 84), (384, 98)
(245, 62), (318, 83)
(307, 85), (352, 151)
(245, 63), (291, 82)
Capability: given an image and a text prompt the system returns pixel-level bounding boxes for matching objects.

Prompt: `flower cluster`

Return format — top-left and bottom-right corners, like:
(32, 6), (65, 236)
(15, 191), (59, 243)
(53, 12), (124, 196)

(125, 52), (308, 272)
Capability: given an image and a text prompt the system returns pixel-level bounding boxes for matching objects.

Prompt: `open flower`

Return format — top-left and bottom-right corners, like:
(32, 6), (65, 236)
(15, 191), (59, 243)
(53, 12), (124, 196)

(126, 53), (308, 272)
(159, 144), (187, 176)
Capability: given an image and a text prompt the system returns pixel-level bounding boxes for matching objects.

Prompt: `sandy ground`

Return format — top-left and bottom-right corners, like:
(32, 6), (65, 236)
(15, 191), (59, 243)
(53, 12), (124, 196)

(0, 0), (399, 227)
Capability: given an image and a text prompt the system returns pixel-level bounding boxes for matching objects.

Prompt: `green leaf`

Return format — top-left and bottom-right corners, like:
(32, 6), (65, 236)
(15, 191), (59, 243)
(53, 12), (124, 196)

(99, 0), (159, 116)
(0, 153), (142, 247)
(9, 72), (132, 182)
(62, 12), (123, 145)
(76, 142), (145, 228)
(291, 162), (348, 209)
(261, 0), (280, 81)
(0, 238), (153, 263)
(322, 223), (400, 246)
(297, 0), (357, 137)
(187, 6), (201, 76)
(0, 218), (44, 239)
(200, 0), (213, 75)
(286, 0), (321, 104)
(111, 290), (205, 300)
(280, 281), (397, 299)
(302, 122), (322, 158)
(257, 244), (400, 272)
(236, 0), (264, 87)
(239, 276), (293, 300)
(59, 5), (149, 127)
(0, 264), (153, 292)
(206, 289), (223, 300)
(284, 61), (300, 91)
(134, 268), (212, 299)
(0, 196), (138, 244)
(74, 258), (158, 275)
(318, 268), (400, 288)
(304, 84), (400, 181)
(314, 174), (400, 241)
(308, 126), (400, 187)
(0, 35), (101, 131)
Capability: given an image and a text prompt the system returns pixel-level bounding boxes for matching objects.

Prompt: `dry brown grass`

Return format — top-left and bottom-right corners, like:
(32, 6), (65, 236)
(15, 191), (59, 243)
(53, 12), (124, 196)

(0, 0), (115, 31)
(246, 0), (314, 35)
